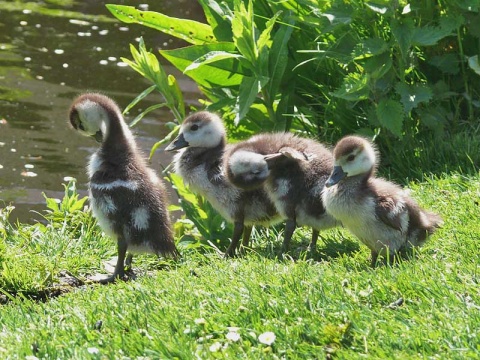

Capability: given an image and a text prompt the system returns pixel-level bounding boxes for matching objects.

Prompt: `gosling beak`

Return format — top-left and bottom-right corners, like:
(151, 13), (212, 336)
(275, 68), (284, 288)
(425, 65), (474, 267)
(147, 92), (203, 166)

(165, 133), (189, 151)
(92, 130), (103, 143)
(325, 166), (347, 187)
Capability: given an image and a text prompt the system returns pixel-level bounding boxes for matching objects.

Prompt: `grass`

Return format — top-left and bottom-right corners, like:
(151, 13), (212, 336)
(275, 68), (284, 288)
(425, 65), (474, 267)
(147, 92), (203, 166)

(0, 172), (479, 358)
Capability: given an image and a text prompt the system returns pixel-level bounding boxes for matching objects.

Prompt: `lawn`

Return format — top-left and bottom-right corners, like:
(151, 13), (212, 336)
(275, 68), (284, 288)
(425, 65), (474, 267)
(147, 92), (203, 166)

(0, 172), (479, 359)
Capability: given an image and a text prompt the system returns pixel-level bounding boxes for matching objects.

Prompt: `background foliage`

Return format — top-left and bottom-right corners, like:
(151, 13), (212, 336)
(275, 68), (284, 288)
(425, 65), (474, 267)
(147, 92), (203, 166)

(107, 0), (480, 142)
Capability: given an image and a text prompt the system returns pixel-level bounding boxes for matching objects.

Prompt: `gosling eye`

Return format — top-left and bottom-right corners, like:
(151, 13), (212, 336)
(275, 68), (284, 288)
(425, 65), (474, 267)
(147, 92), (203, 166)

(190, 124), (199, 131)
(346, 154), (355, 162)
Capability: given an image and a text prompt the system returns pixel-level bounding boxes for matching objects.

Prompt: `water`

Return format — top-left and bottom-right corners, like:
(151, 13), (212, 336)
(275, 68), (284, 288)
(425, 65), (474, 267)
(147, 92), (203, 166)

(0, 0), (203, 223)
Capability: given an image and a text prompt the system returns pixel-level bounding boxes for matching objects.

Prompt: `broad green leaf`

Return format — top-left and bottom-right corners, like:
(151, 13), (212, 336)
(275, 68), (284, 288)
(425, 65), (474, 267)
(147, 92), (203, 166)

(42, 193), (59, 213)
(353, 38), (388, 60)
(468, 55), (480, 76)
(160, 43), (244, 88)
(184, 51), (244, 72)
(391, 19), (414, 58)
(198, 0), (234, 41)
(413, 16), (461, 47)
(123, 85), (156, 115)
(395, 82), (433, 113)
(234, 76), (261, 125)
(331, 73), (370, 101)
(363, 52), (392, 79)
(429, 54), (460, 75)
(106, 4), (216, 45)
(376, 99), (404, 137)
(267, 21), (294, 99)
(232, 1), (257, 63)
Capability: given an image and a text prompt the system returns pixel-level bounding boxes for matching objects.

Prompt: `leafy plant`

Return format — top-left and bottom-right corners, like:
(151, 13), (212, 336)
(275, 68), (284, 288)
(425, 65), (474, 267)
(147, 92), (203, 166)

(167, 173), (233, 252)
(107, 0), (479, 143)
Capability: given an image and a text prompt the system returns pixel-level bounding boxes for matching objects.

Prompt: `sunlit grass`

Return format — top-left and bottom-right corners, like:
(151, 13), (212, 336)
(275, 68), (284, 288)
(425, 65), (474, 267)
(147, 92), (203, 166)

(0, 172), (478, 358)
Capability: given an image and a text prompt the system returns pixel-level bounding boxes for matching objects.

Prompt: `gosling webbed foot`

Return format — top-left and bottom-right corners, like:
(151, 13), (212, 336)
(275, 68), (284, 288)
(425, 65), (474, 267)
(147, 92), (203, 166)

(96, 270), (127, 284)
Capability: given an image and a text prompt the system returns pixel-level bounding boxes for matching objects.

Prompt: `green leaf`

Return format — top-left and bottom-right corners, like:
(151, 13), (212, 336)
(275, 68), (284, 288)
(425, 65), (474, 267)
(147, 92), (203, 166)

(106, 5), (216, 45)
(232, 1), (257, 63)
(128, 103), (166, 128)
(257, 11), (281, 53)
(198, 0), (234, 41)
(429, 54), (460, 75)
(234, 76), (261, 125)
(391, 19), (414, 58)
(167, 75), (185, 119)
(42, 193), (59, 213)
(331, 73), (370, 101)
(125, 39), (169, 96)
(395, 83), (433, 113)
(123, 85), (156, 115)
(353, 38), (388, 60)
(363, 52), (392, 80)
(267, 20), (294, 98)
(376, 99), (404, 137)
(160, 43), (244, 88)
(149, 125), (180, 160)
(184, 51), (243, 72)
(412, 16), (461, 47)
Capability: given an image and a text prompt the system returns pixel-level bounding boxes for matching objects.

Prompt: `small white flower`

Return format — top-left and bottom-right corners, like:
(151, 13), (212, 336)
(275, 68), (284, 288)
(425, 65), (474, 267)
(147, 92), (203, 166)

(226, 331), (241, 342)
(194, 318), (206, 325)
(25, 357), (39, 360)
(209, 342), (222, 352)
(258, 331), (276, 345)
(87, 347), (100, 354)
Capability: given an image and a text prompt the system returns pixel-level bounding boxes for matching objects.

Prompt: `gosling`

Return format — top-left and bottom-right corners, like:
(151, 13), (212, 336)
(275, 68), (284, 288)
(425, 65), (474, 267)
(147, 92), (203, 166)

(69, 93), (178, 283)
(322, 135), (443, 266)
(165, 111), (281, 257)
(224, 133), (339, 254)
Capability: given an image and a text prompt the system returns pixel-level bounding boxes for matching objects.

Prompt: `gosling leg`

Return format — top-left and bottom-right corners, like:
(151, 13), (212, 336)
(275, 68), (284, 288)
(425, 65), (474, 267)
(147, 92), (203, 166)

(99, 238), (128, 284)
(240, 225), (253, 254)
(307, 229), (319, 253)
(281, 218), (296, 254)
(224, 221), (244, 258)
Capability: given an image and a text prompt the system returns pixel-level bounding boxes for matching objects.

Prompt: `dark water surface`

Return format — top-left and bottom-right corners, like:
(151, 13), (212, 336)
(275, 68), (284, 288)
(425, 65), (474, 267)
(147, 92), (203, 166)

(0, 0), (203, 222)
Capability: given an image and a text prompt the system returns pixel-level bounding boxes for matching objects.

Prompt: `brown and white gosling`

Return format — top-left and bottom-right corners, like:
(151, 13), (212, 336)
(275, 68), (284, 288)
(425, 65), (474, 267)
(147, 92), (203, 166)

(165, 111), (281, 257)
(224, 133), (339, 254)
(322, 135), (443, 266)
(69, 93), (178, 283)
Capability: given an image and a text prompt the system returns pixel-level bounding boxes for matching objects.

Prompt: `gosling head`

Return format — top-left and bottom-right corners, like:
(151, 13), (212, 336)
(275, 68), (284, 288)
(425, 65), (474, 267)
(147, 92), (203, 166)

(69, 93), (120, 142)
(325, 135), (378, 187)
(165, 111), (226, 151)
(227, 150), (270, 190)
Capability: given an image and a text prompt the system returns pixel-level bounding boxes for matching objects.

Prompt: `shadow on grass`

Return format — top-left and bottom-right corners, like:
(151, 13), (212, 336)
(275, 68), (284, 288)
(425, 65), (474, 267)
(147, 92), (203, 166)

(247, 230), (361, 263)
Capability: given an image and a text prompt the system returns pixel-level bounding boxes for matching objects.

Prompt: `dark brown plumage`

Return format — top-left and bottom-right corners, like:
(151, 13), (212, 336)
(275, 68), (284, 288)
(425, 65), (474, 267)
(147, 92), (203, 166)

(224, 133), (339, 254)
(69, 93), (177, 283)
